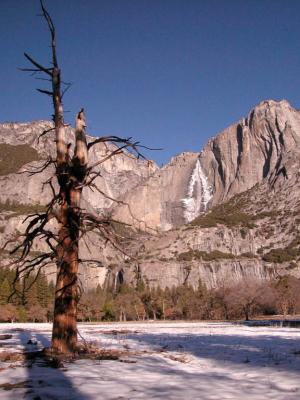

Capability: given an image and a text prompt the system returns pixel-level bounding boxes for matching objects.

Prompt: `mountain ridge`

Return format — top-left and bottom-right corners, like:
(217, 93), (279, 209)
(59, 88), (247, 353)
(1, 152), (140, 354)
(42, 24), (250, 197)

(113, 99), (300, 231)
(0, 98), (299, 290)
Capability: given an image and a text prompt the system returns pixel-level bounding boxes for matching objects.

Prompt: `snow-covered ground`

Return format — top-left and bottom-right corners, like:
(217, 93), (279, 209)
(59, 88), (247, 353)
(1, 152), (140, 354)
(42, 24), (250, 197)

(0, 321), (300, 399)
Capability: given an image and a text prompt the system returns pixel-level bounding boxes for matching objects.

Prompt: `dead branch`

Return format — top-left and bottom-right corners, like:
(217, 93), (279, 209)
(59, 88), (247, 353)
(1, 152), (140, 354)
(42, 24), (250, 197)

(38, 126), (55, 143)
(37, 88), (54, 96)
(24, 52), (53, 76)
(17, 158), (55, 176)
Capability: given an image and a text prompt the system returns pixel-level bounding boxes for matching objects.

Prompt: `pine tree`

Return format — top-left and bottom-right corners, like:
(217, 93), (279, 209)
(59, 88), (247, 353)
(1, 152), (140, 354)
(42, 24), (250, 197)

(24, 275), (38, 306)
(0, 278), (10, 305)
(36, 272), (51, 308)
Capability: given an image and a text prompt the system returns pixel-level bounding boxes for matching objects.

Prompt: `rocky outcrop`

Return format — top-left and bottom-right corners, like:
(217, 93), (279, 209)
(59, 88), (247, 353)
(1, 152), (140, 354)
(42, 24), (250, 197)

(113, 152), (199, 231)
(114, 99), (300, 230)
(1, 99), (300, 290)
(120, 169), (300, 289)
(200, 99), (300, 206)
(0, 121), (158, 210)
(2, 100), (298, 230)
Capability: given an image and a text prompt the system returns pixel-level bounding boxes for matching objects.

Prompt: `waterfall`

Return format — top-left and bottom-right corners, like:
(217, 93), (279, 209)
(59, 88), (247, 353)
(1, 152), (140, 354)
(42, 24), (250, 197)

(182, 159), (212, 223)
(113, 272), (119, 293)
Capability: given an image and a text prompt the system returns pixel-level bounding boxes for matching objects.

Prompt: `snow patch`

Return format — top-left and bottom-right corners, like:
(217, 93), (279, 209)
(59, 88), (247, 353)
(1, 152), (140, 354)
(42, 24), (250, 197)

(182, 159), (212, 222)
(1, 322), (300, 399)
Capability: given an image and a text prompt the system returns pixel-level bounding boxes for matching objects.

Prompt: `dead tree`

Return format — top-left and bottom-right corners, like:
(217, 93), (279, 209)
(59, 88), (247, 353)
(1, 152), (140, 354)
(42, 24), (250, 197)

(12, 0), (151, 354)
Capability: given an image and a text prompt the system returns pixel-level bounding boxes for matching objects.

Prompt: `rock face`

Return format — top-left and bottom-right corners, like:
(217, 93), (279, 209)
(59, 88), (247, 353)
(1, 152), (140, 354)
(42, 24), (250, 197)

(200, 99), (300, 206)
(111, 99), (300, 289)
(0, 121), (157, 209)
(113, 152), (199, 231)
(0, 120), (157, 290)
(1, 99), (300, 290)
(114, 99), (300, 230)
(121, 168), (300, 289)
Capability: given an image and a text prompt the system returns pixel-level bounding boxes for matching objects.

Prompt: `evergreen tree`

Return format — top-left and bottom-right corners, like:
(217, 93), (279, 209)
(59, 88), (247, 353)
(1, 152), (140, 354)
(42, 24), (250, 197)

(0, 278), (10, 305)
(25, 275), (39, 306)
(36, 272), (52, 308)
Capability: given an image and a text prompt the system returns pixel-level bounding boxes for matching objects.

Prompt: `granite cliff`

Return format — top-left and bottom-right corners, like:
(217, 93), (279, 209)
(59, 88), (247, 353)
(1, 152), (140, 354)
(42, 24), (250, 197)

(1, 99), (300, 289)
(0, 121), (157, 210)
(113, 99), (300, 230)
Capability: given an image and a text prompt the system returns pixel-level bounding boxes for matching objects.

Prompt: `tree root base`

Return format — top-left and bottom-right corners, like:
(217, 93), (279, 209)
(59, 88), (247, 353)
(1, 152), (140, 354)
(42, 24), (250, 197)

(40, 344), (126, 367)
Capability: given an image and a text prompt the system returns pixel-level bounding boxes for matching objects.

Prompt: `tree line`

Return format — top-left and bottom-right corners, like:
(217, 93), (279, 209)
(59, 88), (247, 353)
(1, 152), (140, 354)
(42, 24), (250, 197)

(0, 267), (54, 322)
(1, 268), (299, 323)
(77, 276), (300, 322)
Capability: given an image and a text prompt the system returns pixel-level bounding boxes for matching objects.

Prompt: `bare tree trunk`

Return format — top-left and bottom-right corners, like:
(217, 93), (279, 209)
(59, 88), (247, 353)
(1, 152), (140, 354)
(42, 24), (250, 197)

(51, 227), (79, 353)
(134, 304), (140, 321)
(52, 110), (87, 354)
(243, 305), (250, 321)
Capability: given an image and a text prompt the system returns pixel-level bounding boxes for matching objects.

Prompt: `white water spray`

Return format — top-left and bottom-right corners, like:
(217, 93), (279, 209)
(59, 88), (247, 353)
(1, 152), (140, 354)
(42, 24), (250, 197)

(182, 159), (212, 222)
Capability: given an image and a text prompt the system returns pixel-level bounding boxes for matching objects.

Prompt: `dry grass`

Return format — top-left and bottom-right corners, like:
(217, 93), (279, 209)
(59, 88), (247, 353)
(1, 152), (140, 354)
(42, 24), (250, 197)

(162, 353), (190, 363)
(262, 237), (300, 263)
(177, 249), (235, 262)
(191, 189), (278, 229)
(0, 334), (12, 340)
(0, 381), (31, 390)
(91, 329), (139, 335)
(0, 351), (25, 362)
(0, 200), (45, 215)
(0, 143), (39, 176)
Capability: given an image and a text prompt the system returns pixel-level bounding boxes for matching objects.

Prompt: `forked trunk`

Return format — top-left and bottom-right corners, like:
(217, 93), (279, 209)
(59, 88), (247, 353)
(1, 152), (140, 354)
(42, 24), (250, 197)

(51, 110), (87, 354)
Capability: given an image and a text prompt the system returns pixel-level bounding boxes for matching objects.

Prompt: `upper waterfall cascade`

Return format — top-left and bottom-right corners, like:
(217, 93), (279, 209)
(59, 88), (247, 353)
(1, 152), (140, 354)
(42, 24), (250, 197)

(182, 159), (212, 222)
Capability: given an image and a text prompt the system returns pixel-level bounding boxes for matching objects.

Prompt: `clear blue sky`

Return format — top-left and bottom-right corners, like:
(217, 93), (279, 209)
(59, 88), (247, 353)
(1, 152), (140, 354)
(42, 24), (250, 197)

(1, 0), (300, 165)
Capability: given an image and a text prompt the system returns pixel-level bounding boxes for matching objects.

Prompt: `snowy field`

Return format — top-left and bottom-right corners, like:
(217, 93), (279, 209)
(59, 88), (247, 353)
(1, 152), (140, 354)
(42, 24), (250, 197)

(0, 321), (300, 399)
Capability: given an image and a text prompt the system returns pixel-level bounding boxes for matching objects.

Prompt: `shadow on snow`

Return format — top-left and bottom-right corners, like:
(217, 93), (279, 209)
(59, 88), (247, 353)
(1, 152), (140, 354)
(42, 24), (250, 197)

(15, 329), (91, 400)
(118, 327), (300, 373)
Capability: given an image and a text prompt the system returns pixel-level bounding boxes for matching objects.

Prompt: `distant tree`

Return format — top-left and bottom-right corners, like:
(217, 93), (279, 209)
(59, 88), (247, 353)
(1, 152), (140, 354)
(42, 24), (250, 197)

(27, 303), (48, 322)
(0, 278), (10, 305)
(226, 280), (265, 321)
(36, 272), (54, 308)
(213, 285), (231, 320)
(78, 288), (105, 322)
(0, 304), (17, 322)
(16, 306), (27, 322)
(101, 302), (116, 321)
(273, 276), (300, 316)
(25, 274), (39, 306)
(114, 284), (144, 321)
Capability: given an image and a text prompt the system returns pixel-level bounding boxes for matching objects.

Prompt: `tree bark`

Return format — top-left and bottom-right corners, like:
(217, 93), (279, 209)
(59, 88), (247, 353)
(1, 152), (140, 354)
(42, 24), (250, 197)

(45, 10), (88, 353)
(52, 110), (88, 354)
